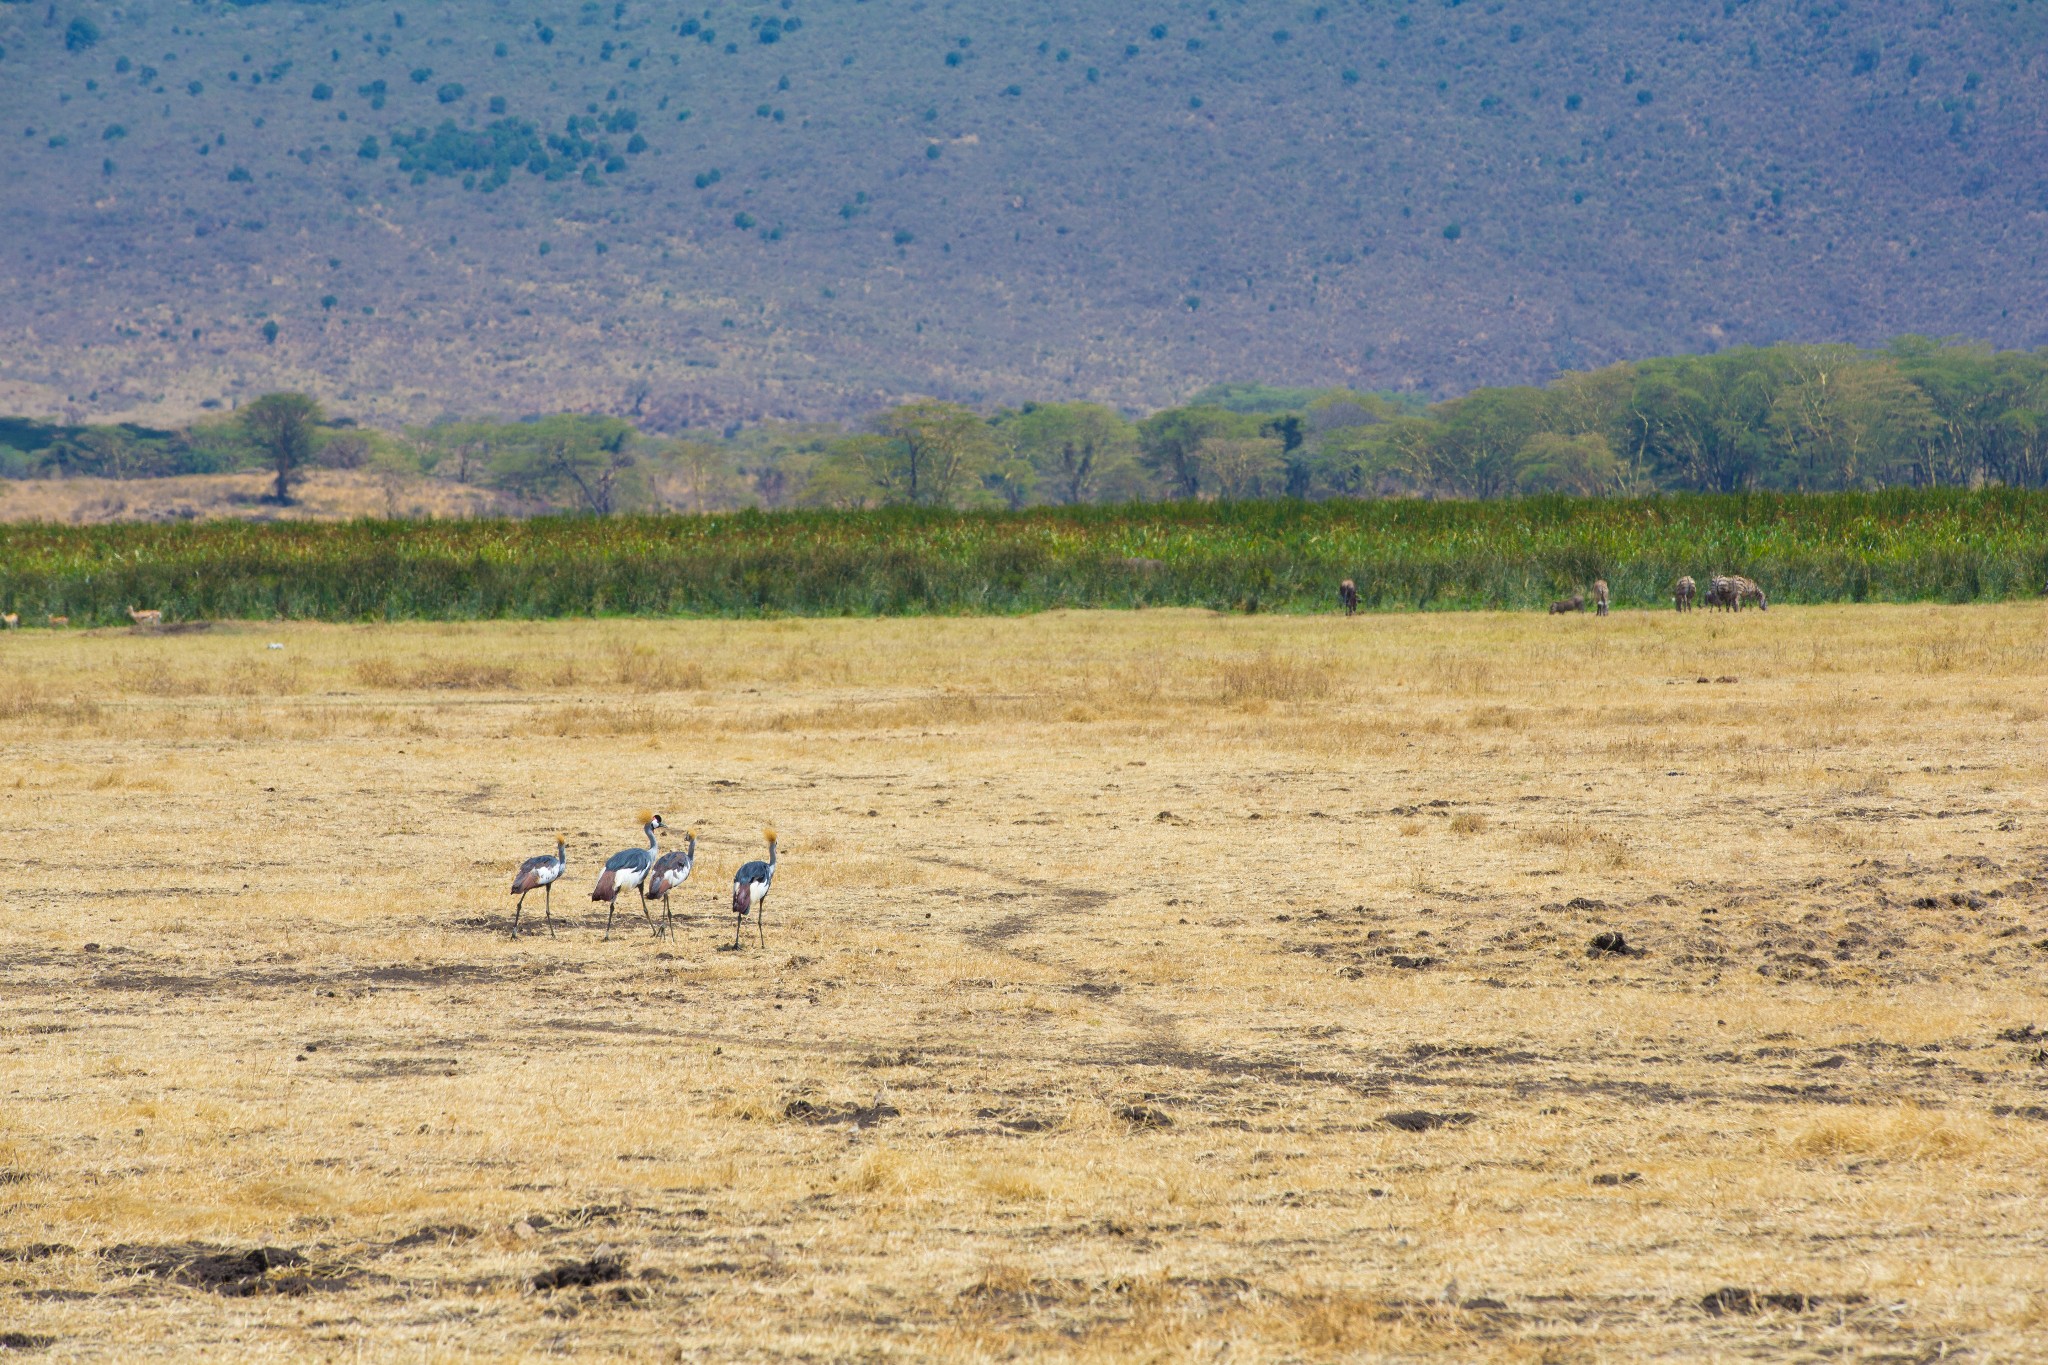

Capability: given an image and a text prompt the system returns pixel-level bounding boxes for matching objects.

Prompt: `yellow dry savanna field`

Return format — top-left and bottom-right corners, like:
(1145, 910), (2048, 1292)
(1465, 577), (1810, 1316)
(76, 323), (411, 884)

(3, 604), (2047, 1361)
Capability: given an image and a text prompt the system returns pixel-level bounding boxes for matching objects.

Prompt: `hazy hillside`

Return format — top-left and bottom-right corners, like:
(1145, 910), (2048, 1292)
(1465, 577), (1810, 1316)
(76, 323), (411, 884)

(4, 0), (2047, 429)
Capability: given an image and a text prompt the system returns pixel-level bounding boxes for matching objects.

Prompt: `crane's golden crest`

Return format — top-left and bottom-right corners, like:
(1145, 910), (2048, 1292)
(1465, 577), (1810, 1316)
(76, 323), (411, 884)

(637, 810), (654, 826)
(763, 827), (778, 844)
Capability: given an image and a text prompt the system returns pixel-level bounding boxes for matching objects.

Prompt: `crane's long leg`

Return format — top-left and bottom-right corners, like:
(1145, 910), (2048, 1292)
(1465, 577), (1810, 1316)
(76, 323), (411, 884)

(733, 911), (742, 950)
(639, 884), (659, 935)
(604, 897), (618, 941)
(543, 882), (555, 938)
(757, 900), (766, 949)
(512, 891), (526, 939)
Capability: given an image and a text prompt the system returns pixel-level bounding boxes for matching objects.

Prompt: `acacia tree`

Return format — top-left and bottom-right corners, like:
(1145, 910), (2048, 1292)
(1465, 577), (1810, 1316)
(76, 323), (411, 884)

(488, 415), (639, 514)
(238, 392), (324, 503)
(867, 400), (999, 506)
(1006, 402), (1138, 505)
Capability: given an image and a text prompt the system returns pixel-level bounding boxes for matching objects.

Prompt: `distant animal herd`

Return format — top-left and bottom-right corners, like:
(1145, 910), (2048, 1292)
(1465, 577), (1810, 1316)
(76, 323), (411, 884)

(1544, 575), (1767, 615)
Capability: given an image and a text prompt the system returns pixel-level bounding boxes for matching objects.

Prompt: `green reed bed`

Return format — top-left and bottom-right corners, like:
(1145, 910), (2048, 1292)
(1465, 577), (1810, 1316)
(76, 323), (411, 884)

(1, 490), (2042, 624)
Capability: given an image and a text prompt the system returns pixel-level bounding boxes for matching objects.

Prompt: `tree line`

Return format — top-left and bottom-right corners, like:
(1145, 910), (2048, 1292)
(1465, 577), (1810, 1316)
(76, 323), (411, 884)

(5, 338), (2047, 513)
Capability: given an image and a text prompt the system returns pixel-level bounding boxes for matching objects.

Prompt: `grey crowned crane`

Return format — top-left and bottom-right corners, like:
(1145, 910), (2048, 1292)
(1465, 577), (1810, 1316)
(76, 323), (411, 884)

(509, 836), (567, 938)
(592, 813), (665, 939)
(730, 828), (778, 949)
(644, 828), (696, 938)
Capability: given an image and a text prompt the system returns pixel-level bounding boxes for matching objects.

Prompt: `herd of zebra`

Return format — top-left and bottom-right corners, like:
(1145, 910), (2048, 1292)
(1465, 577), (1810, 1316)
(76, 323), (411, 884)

(1547, 574), (1767, 615)
(506, 815), (780, 949)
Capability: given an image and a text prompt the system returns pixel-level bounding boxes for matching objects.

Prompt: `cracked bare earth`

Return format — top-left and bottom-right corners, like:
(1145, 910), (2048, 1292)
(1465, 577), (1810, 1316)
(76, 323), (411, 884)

(2, 605), (2046, 1360)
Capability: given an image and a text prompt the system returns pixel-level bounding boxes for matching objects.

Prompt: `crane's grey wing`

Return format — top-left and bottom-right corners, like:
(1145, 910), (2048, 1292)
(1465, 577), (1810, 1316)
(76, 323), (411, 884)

(735, 859), (770, 883)
(604, 847), (650, 873)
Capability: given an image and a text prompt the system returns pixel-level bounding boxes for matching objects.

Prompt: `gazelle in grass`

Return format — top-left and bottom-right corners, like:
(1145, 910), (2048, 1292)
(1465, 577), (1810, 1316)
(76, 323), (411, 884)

(127, 606), (163, 630)
(1, 613), (17, 630)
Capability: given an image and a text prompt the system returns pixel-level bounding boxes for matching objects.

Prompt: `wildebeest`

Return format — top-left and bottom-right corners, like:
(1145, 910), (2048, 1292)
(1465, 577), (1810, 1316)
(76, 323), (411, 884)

(1674, 576), (1697, 612)
(1339, 579), (1359, 616)
(1549, 594), (1586, 614)
(1592, 580), (1610, 616)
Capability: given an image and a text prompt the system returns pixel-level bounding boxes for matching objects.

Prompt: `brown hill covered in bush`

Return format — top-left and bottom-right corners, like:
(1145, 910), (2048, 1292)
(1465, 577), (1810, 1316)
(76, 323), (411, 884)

(3, 0), (2045, 428)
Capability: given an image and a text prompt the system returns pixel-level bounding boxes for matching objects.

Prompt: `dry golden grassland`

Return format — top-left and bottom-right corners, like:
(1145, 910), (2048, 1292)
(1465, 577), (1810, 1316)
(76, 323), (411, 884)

(0, 470), (505, 525)
(3, 606), (2047, 1361)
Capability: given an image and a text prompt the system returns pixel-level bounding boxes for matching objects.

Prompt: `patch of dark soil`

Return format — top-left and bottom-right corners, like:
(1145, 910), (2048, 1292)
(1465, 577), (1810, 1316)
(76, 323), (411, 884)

(531, 1254), (628, 1293)
(0, 1246), (71, 1263)
(977, 1109), (1059, 1134)
(1996, 1025), (2044, 1043)
(1699, 1287), (1822, 1315)
(783, 1097), (899, 1128)
(1383, 1110), (1476, 1132)
(387, 1225), (478, 1251)
(1117, 1104), (1173, 1129)
(0, 1333), (57, 1352)
(339, 1056), (460, 1080)
(102, 1244), (359, 1297)
(1070, 981), (1124, 999)
(358, 963), (498, 988)
(1992, 1104), (2048, 1122)
(0, 1171), (28, 1186)
(1591, 1172), (1643, 1187)
(1588, 932), (1642, 957)
(1388, 954), (1436, 970)
(1566, 897), (1610, 911)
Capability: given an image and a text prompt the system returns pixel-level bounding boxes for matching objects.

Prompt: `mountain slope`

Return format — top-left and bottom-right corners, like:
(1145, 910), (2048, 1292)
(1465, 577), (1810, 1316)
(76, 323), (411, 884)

(4, 0), (2046, 428)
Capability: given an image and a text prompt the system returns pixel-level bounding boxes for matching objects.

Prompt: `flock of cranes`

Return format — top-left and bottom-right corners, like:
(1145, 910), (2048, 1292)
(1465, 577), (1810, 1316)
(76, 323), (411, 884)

(509, 815), (778, 948)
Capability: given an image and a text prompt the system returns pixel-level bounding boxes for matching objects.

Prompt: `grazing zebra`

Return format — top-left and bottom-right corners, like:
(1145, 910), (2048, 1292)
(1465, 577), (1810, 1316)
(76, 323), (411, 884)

(1592, 580), (1610, 616)
(1674, 576), (1697, 612)
(1339, 579), (1359, 616)
(1728, 575), (1768, 610)
(1549, 594), (1586, 614)
(1704, 577), (1738, 611)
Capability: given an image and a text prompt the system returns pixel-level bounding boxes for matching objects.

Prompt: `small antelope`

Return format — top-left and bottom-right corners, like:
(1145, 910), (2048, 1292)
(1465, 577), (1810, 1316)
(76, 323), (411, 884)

(1549, 594), (1585, 614)
(1, 613), (17, 630)
(127, 605), (163, 630)
(1592, 579), (1610, 616)
(1674, 576), (1697, 612)
(47, 615), (68, 628)
(1338, 579), (1359, 616)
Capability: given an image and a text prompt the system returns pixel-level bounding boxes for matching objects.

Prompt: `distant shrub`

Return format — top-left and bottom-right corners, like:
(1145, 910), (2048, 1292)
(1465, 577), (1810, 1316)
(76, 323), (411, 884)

(603, 154), (624, 172)
(893, 228), (914, 245)
(489, 95), (506, 114)
(538, 240), (552, 255)
(103, 123), (126, 140)
(1565, 92), (1582, 110)
(437, 82), (465, 104)
(734, 211), (756, 228)
(1272, 29), (1291, 43)
(261, 320), (279, 344)
(410, 67), (432, 83)
(1443, 222), (1462, 239)
(228, 165), (253, 182)
(115, 55), (131, 73)
(65, 18), (100, 51)
(1150, 24), (1167, 39)
(626, 133), (646, 153)
(1636, 89), (1654, 104)
(925, 143), (941, 160)
(495, 41), (508, 57)
(311, 82), (332, 101)
(321, 294), (337, 309)
(188, 80), (204, 95)
(537, 23), (554, 44)
(1003, 84), (1021, 96)
(357, 135), (379, 159)
(945, 51), (961, 67)
(1342, 68), (1359, 84)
